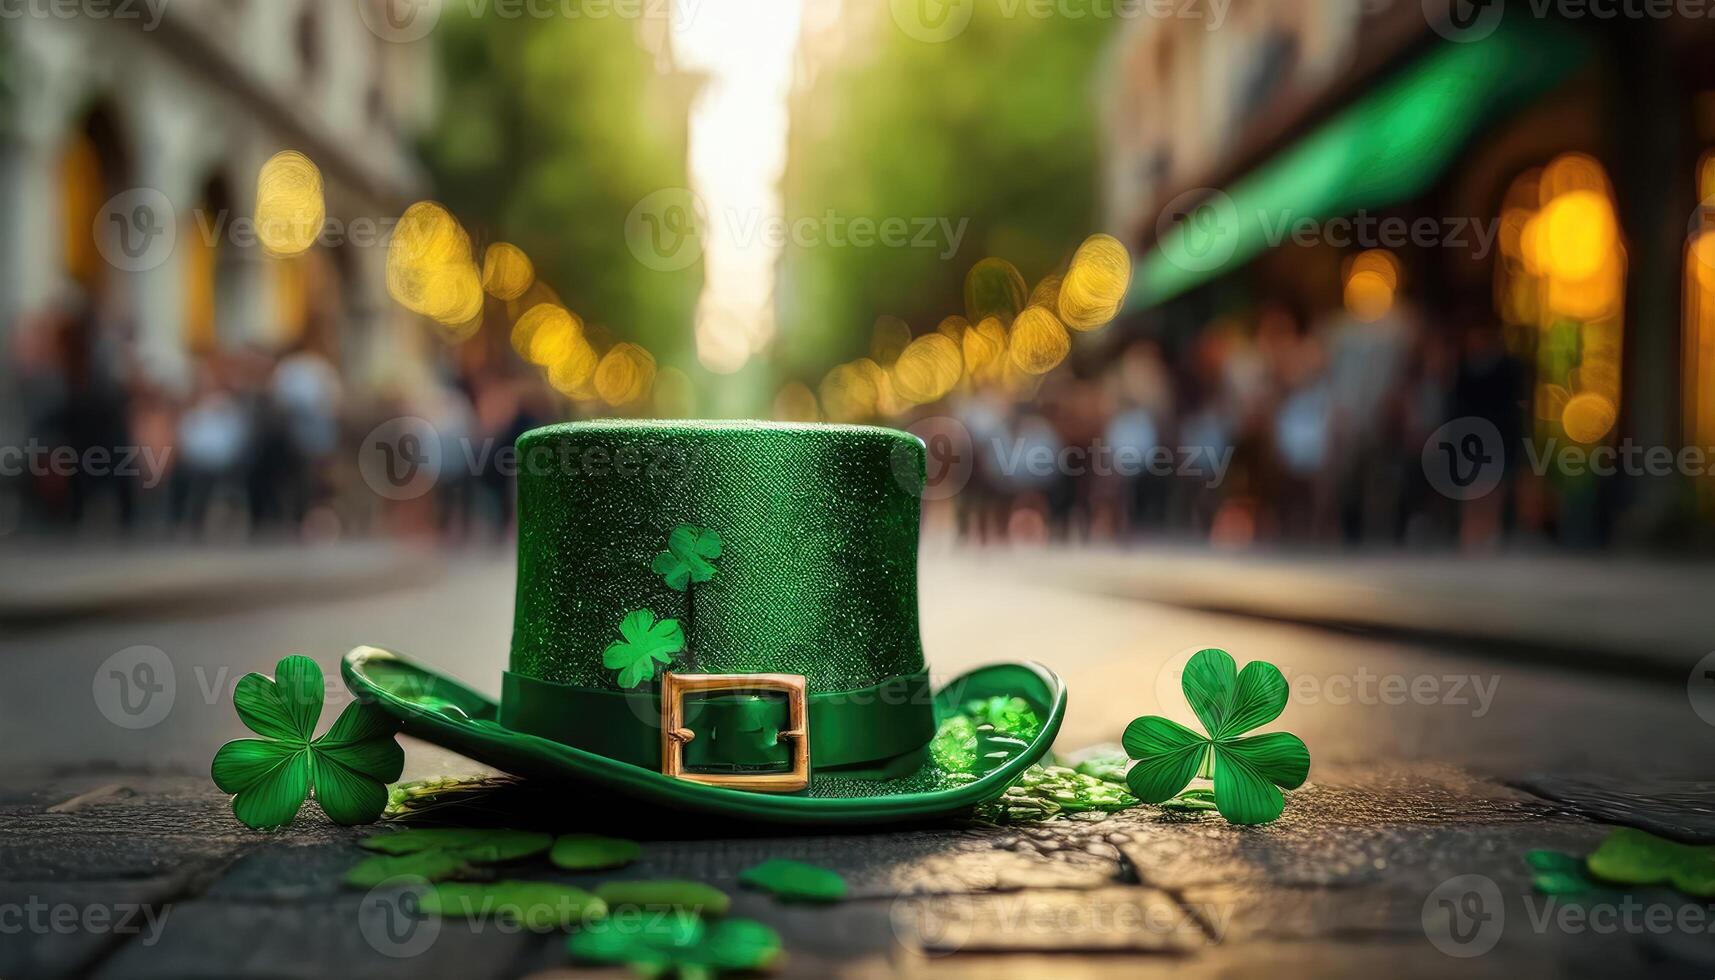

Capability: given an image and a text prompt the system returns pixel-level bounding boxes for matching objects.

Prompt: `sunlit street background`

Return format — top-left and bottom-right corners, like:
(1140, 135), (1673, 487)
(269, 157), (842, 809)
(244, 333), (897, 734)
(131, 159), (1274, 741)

(6, 0), (1715, 977)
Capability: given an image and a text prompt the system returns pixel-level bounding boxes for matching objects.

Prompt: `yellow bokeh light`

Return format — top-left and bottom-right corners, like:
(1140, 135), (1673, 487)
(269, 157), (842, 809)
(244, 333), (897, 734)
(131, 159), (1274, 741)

(1499, 207), (1534, 261)
(891, 333), (963, 404)
(1058, 234), (1132, 331)
(1344, 270), (1395, 323)
(819, 360), (882, 422)
(387, 201), (485, 325)
(1540, 153), (1608, 204)
(511, 303), (583, 366)
(255, 150), (325, 257)
(936, 315), (970, 343)
(870, 315), (912, 366)
(1029, 274), (1062, 311)
(773, 381), (820, 422)
(1561, 392), (1616, 443)
(1009, 306), (1070, 375)
(964, 257), (1028, 326)
(962, 315), (1008, 381)
(1540, 190), (1617, 282)
(481, 243), (535, 301)
(1692, 233), (1715, 291)
(594, 343), (657, 407)
(548, 339), (601, 397)
(1347, 249), (1399, 290)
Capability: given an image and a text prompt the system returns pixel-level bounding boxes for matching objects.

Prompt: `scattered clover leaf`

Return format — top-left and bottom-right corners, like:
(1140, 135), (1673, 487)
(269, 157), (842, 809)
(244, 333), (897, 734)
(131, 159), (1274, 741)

(359, 827), (553, 863)
(975, 765), (1139, 823)
(420, 881), (606, 931)
(384, 774), (517, 819)
(568, 914), (782, 979)
(652, 524), (722, 592)
(344, 850), (475, 888)
(211, 655), (404, 830)
(604, 610), (686, 689)
(595, 880), (732, 918)
(1122, 648), (1309, 825)
(738, 860), (847, 903)
(960, 696), (1042, 739)
(1586, 828), (1715, 897)
(1068, 744), (1129, 785)
(1525, 850), (1606, 897)
(551, 834), (643, 871)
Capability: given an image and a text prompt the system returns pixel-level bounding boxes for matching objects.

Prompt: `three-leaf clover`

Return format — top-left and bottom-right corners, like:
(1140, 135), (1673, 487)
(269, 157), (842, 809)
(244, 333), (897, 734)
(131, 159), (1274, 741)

(1122, 648), (1309, 825)
(604, 609), (686, 689)
(652, 524), (722, 592)
(211, 655), (403, 830)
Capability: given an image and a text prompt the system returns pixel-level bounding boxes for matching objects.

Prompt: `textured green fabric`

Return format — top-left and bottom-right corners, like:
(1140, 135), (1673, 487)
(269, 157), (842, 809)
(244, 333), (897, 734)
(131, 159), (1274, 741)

(499, 669), (936, 772)
(509, 421), (927, 690)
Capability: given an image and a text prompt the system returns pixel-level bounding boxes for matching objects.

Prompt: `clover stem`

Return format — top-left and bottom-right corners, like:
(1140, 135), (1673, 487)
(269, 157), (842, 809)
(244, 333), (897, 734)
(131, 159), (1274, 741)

(1197, 745), (1215, 781)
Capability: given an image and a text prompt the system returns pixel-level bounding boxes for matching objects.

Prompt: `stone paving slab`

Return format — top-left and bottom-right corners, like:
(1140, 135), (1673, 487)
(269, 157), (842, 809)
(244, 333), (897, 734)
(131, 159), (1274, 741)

(2, 761), (1708, 979)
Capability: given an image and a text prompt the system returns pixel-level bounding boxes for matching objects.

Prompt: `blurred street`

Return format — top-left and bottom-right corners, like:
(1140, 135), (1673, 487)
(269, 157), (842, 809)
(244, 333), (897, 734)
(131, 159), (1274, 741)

(4, 544), (1713, 976)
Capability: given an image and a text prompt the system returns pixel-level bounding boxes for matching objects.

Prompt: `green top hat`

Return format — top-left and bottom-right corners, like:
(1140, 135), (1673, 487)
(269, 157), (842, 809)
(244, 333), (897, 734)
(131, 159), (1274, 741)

(344, 420), (1065, 823)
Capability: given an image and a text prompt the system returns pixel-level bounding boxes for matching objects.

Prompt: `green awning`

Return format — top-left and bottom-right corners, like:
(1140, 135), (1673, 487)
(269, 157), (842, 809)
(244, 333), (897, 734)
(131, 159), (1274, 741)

(1128, 22), (1590, 310)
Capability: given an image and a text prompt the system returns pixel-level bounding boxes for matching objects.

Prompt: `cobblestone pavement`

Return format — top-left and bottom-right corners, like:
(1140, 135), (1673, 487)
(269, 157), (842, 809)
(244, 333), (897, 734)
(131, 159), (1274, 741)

(1, 549), (1709, 978)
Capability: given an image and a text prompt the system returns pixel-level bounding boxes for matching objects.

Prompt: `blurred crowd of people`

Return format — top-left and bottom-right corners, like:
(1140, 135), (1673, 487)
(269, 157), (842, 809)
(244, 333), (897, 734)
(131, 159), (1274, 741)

(941, 297), (1531, 550)
(5, 289), (1538, 552)
(2, 296), (547, 544)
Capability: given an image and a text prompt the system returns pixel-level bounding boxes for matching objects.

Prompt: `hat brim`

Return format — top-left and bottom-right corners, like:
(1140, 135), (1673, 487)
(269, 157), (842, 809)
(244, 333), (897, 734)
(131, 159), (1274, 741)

(342, 647), (1065, 826)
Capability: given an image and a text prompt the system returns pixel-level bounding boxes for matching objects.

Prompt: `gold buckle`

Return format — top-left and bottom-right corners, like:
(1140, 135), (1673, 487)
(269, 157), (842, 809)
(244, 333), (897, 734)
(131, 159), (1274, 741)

(660, 672), (809, 792)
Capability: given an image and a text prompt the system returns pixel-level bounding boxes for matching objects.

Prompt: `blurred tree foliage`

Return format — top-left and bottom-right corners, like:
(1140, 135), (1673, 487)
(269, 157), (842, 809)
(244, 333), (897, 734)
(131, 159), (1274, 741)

(420, 10), (702, 367)
(776, 1), (1115, 379)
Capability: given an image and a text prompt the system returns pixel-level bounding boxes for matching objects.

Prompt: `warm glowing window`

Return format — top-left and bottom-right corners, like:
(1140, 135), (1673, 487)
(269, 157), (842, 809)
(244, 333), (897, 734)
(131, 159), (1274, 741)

(1495, 153), (1626, 445)
(1684, 152), (1715, 468)
(184, 215), (216, 352)
(274, 254), (309, 346)
(60, 133), (103, 288)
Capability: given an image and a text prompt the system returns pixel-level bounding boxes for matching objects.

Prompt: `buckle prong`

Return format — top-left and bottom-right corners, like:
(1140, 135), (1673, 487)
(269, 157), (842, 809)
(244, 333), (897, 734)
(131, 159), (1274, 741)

(660, 672), (810, 792)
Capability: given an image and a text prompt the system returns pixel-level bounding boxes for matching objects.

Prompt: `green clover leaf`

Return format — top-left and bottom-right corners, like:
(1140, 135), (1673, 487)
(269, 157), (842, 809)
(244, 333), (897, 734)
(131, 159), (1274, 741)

(211, 655), (404, 830)
(738, 859), (847, 903)
(550, 833), (642, 871)
(568, 913), (782, 978)
(1587, 828), (1715, 897)
(1121, 648), (1309, 826)
(595, 880), (732, 918)
(652, 524), (722, 592)
(604, 609), (686, 689)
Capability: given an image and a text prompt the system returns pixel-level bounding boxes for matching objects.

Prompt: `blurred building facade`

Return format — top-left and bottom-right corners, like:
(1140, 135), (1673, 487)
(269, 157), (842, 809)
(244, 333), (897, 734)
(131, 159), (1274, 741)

(0, 0), (436, 392)
(0, 0), (445, 540)
(1100, 0), (1715, 550)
